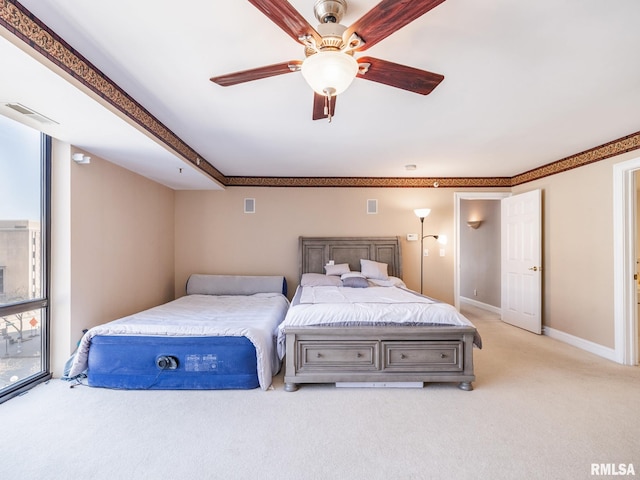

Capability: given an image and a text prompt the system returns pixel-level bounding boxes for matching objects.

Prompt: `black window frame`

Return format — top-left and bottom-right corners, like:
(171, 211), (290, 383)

(0, 133), (51, 404)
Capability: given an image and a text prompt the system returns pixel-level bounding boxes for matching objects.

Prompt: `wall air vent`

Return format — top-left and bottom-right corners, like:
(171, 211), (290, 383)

(367, 199), (378, 215)
(4, 103), (59, 125)
(244, 198), (256, 214)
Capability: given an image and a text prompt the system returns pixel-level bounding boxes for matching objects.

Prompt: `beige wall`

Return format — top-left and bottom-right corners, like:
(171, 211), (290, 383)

(174, 187), (508, 303)
(49, 142), (640, 373)
(175, 149), (639, 351)
(50, 142), (175, 374)
(513, 149), (640, 348)
(459, 199), (501, 307)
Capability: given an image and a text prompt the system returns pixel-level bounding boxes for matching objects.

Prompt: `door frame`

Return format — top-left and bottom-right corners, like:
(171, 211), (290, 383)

(613, 155), (640, 365)
(454, 192), (511, 311)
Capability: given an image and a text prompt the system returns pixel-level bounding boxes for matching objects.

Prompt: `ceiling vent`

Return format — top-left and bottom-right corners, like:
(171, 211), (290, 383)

(4, 102), (59, 125)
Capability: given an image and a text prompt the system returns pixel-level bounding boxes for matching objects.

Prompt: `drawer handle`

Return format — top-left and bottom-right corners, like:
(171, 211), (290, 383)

(356, 353), (362, 358)
(316, 353), (322, 358)
(400, 354), (407, 359)
(440, 353), (447, 359)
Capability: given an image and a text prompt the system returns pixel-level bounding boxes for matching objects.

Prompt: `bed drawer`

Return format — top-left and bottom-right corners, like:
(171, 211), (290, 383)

(382, 341), (463, 372)
(296, 341), (380, 372)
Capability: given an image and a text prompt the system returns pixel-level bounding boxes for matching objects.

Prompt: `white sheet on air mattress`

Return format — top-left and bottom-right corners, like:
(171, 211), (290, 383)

(68, 293), (290, 390)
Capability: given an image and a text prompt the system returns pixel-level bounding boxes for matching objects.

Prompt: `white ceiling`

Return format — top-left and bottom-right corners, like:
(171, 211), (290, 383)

(0, 35), (219, 190)
(2, 0), (640, 188)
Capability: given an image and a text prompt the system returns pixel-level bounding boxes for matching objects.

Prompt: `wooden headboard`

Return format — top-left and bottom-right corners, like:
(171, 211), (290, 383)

(298, 236), (402, 279)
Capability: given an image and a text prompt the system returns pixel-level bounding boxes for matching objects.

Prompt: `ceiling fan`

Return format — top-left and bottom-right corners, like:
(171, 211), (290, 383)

(210, 0), (446, 121)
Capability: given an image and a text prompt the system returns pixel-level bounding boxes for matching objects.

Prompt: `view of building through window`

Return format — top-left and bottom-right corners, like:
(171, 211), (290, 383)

(0, 113), (49, 398)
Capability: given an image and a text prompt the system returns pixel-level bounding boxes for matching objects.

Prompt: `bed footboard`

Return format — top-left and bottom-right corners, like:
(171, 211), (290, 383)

(283, 325), (476, 391)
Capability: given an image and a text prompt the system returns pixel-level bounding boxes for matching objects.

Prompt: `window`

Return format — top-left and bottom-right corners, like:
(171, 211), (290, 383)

(0, 114), (51, 403)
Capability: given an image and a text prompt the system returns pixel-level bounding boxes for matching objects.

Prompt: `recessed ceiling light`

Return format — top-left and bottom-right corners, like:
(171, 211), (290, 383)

(405, 164), (417, 171)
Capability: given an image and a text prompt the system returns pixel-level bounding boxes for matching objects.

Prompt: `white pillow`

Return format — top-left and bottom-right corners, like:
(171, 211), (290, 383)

(368, 276), (406, 288)
(324, 263), (350, 276)
(360, 259), (389, 280)
(300, 273), (343, 287)
(340, 272), (366, 280)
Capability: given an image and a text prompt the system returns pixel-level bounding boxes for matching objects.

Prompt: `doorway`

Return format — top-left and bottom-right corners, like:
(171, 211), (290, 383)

(613, 155), (640, 365)
(454, 192), (510, 312)
(636, 171), (640, 364)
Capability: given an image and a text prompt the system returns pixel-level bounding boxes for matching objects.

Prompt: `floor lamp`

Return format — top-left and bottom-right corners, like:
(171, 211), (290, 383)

(414, 208), (447, 295)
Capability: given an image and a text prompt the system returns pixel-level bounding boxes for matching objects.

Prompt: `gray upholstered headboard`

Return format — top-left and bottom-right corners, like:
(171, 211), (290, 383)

(298, 236), (402, 279)
(186, 274), (287, 296)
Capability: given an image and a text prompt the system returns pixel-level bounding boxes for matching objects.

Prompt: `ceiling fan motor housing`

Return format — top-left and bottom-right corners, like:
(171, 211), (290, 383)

(314, 0), (347, 24)
(315, 23), (348, 51)
(303, 21), (350, 57)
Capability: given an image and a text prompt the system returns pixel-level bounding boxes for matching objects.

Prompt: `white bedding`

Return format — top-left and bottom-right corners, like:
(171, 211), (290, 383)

(277, 285), (479, 358)
(68, 293), (290, 390)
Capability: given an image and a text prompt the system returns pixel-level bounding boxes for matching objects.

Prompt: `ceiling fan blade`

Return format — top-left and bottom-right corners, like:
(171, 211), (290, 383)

(346, 0), (447, 52)
(312, 93), (337, 121)
(357, 57), (444, 95)
(210, 61), (301, 86)
(248, 0), (322, 46)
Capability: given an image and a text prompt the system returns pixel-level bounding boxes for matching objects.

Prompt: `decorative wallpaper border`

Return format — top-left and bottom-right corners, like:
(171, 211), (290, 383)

(512, 131), (640, 186)
(2, 0), (639, 189)
(224, 176), (513, 188)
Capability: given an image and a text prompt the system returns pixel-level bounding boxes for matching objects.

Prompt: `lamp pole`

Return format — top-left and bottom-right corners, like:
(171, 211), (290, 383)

(414, 208), (432, 295)
(419, 233), (443, 295)
(419, 216), (425, 294)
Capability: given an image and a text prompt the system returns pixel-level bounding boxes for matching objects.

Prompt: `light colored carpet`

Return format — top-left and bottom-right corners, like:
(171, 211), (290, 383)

(1, 306), (639, 480)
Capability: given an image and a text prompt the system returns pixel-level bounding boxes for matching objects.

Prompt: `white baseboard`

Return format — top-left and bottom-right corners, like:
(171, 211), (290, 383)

(543, 326), (617, 362)
(459, 297), (501, 315)
(460, 297), (618, 362)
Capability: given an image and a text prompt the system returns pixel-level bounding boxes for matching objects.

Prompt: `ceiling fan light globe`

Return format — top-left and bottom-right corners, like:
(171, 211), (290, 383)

(301, 51), (358, 96)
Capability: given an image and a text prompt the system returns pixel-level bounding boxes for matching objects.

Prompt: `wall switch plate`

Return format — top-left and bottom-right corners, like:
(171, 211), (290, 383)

(407, 233), (418, 241)
(424, 249), (429, 257)
(328, 260), (335, 265)
(440, 248), (445, 257)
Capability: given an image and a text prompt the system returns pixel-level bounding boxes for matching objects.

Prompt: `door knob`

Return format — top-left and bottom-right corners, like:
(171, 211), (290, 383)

(528, 266), (540, 272)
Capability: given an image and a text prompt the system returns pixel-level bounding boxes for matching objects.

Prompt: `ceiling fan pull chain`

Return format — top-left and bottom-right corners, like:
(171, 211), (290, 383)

(324, 95), (332, 123)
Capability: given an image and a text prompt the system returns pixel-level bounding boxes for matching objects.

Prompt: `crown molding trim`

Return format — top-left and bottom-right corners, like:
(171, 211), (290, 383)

(2, 0), (639, 189)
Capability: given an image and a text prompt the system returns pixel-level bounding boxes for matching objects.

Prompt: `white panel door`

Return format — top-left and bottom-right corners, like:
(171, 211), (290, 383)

(501, 189), (542, 334)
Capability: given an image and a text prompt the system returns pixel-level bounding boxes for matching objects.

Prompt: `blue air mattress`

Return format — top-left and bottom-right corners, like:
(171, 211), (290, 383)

(67, 274), (290, 390)
(87, 335), (259, 390)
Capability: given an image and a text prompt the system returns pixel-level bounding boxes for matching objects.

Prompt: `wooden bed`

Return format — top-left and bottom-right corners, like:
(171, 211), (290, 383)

(282, 236), (478, 391)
